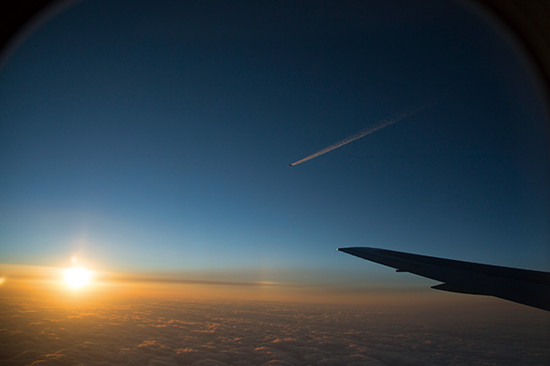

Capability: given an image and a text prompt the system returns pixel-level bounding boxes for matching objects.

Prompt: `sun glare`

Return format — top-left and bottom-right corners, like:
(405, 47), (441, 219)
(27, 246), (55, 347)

(64, 267), (91, 289)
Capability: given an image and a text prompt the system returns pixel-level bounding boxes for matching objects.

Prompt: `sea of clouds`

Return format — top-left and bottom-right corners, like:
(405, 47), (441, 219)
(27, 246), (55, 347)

(1, 295), (549, 365)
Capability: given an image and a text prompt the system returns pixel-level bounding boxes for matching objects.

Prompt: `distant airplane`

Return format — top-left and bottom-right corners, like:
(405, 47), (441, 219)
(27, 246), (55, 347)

(338, 247), (550, 312)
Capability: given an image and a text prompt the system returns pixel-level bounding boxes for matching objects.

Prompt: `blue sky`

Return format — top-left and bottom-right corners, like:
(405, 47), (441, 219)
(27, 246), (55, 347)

(1, 0), (549, 287)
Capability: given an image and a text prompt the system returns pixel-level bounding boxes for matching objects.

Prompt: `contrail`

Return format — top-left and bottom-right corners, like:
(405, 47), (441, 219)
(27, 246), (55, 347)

(288, 104), (429, 167)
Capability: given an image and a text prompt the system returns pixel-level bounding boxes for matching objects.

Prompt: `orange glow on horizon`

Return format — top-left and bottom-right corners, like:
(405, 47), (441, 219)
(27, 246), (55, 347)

(0, 263), (488, 307)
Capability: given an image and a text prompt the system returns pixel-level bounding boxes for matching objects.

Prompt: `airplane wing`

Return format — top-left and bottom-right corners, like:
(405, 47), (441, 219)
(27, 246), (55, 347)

(337, 247), (550, 311)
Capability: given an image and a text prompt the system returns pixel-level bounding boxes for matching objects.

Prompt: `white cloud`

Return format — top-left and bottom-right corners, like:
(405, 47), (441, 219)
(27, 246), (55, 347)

(0, 297), (549, 365)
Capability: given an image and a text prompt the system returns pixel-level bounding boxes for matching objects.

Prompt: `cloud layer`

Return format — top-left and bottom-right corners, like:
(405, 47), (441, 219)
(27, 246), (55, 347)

(1, 295), (549, 365)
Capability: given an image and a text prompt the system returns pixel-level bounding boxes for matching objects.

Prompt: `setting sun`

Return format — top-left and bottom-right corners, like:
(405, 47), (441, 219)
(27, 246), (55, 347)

(64, 267), (91, 289)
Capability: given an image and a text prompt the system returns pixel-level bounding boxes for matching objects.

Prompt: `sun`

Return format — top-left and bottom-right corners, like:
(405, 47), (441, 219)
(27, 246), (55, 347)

(64, 267), (91, 289)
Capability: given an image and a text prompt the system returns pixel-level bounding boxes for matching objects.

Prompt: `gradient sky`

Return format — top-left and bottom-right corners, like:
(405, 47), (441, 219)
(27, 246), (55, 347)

(1, 0), (549, 290)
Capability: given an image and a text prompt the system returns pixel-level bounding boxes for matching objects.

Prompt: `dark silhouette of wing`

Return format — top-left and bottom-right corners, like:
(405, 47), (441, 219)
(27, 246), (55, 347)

(338, 247), (550, 311)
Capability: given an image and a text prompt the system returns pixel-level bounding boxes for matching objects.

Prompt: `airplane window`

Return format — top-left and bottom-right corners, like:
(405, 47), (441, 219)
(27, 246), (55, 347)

(1, 1), (549, 365)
